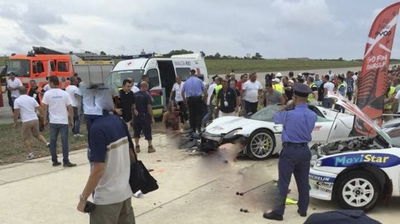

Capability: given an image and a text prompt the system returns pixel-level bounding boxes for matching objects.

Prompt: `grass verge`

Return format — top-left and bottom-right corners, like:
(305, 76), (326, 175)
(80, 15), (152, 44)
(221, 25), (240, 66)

(205, 59), (363, 74)
(0, 123), (87, 165)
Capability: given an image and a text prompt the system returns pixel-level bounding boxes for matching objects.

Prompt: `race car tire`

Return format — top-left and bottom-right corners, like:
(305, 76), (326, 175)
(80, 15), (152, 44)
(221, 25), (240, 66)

(246, 129), (275, 160)
(334, 170), (380, 211)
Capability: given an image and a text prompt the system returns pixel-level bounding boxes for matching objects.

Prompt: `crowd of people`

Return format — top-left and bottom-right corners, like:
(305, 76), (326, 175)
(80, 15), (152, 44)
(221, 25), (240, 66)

(7, 66), (400, 162)
(5, 66), (400, 223)
(4, 72), (158, 163)
(164, 69), (361, 136)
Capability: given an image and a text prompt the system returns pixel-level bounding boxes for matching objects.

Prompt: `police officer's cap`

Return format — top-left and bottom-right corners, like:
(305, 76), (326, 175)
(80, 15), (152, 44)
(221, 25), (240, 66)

(293, 83), (312, 97)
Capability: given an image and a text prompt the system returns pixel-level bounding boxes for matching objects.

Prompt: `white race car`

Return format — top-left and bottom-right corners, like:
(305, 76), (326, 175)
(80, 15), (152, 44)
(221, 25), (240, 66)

(309, 96), (400, 211)
(201, 104), (354, 159)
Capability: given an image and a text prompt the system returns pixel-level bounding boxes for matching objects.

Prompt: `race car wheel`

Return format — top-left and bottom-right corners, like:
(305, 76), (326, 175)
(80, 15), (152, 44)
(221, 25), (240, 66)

(334, 170), (380, 211)
(247, 129), (275, 159)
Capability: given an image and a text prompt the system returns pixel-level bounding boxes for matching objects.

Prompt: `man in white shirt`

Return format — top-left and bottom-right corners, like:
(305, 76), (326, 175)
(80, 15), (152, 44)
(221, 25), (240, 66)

(242, 72), (263, 115)
(6, 72), (23, 112)
(322, 75), (335, 109)
(13, 86), (49, 159)
(66, 77), (83, 137)
(42, 76), (76, 167)
(170, 76), (187, 124)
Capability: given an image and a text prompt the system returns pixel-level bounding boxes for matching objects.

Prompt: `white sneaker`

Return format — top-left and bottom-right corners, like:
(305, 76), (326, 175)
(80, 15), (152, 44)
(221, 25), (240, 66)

(27, 153), (35, 160)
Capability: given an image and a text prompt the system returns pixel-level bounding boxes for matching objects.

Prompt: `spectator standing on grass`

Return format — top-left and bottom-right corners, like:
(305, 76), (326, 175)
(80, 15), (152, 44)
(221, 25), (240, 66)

(322, 75), (335, 109)
(28, 80), (44, 131)
(66, 77), (83, 137)
(133, 81), (156, 153)
(242, 72), (263, 115)
(7, 72), (23, 113)
(42, 76), (76, 167)
(77, 95), (135, 223)
(217, 79), (239, 117)
(182, 69), (205, 133)
(13, 86), (49, 160)
(170, 76), (187, 124)
(265, 83), (285, 106)
(28, 80), (41, 104)
(115, 79), (135, 131)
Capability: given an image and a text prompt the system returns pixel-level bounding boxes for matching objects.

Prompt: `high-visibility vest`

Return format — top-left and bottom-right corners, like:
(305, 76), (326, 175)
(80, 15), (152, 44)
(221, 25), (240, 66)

(384, 86), (396, 110)
(308, 83), (317, 102)
(338, 82), (347, 96)
(212, 84), (223, 105)
(273, 83), (284, 94)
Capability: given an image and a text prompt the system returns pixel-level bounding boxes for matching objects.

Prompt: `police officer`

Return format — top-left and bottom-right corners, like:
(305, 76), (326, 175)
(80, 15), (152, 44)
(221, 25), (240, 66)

(263, 83), (317, 221)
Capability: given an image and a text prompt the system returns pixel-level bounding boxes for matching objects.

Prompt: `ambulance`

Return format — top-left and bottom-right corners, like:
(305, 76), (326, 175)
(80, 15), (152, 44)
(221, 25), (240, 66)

(107, 53), (208, 117)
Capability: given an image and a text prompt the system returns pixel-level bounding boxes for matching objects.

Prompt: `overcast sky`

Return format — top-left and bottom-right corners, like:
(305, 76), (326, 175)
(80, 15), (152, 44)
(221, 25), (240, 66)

(1, 0), (400, 59)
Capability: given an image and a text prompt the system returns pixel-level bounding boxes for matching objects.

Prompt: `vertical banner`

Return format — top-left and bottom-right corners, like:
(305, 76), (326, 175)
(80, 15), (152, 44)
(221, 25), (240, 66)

(354, 2), (400, 136)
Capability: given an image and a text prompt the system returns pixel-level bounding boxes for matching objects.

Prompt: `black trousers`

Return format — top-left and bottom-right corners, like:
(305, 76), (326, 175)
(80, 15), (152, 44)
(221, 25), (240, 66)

(244, 101), (258, 115)
(177, 101), (188, 124)
(187, 96), (204, 132)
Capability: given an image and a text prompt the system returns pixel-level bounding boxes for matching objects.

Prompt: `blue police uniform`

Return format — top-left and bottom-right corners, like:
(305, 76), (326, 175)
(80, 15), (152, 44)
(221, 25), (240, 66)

(182, 75), (205, 132)
(264, 83), (317, 221)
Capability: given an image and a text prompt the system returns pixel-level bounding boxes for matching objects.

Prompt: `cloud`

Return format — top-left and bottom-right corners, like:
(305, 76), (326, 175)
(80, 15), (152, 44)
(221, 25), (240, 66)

(0, 0), (399, 59)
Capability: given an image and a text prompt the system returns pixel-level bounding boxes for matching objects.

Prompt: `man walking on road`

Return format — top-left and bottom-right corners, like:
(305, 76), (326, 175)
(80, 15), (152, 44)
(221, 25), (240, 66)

(77, 91), (135, 224)
(182, 69), (205, 133)
(42, 76), (76, 167)
(115, 79), (135, 130)
(133, 81), (156, 153)
(13, 86), (49, 159)
(264, 83), (317, 221)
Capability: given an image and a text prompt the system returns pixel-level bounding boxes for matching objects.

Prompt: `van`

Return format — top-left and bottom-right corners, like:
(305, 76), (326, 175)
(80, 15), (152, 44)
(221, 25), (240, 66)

(107, 53), (208, 117)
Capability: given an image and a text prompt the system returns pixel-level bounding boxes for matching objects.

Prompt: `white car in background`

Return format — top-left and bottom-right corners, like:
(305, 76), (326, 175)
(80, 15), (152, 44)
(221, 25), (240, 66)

(201, 104), (354, 159)
(309, 96), (400, 211)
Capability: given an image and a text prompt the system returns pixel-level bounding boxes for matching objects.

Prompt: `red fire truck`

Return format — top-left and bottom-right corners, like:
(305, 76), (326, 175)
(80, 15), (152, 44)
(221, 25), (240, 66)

(1, 47), (114, 106)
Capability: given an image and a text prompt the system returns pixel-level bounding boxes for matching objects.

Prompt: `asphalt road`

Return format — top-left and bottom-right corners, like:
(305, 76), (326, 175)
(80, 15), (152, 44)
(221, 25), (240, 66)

(0, 133), (397, 224)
